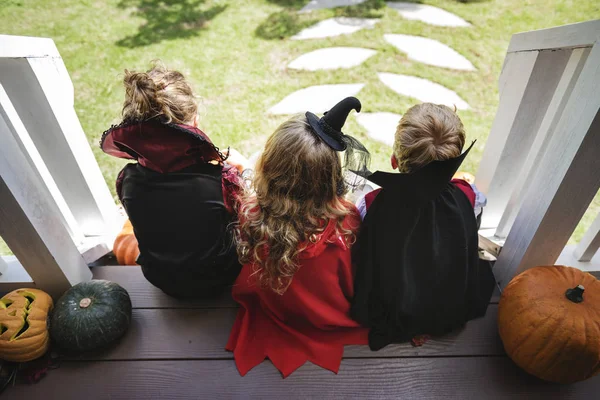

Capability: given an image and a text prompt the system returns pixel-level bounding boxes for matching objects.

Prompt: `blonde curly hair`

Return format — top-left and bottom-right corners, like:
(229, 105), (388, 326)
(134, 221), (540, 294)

(236, 115), (356, 294)
(394, 103), (465, 173)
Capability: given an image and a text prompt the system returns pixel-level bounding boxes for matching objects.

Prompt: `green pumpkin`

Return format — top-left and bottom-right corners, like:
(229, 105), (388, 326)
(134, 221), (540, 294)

(50, 280), (132, 352)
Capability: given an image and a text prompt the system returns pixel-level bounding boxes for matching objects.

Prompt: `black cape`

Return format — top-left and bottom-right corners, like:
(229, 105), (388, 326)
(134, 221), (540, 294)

(351, 143), (496, 350)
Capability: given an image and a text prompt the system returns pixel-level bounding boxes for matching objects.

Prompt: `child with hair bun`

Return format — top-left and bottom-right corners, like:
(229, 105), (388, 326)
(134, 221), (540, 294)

(101, 63), (248, 298)
(351, 103), (496, 351)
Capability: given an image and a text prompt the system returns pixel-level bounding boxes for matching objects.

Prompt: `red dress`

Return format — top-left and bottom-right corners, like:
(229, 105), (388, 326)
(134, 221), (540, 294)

(226, 208), (369, 377)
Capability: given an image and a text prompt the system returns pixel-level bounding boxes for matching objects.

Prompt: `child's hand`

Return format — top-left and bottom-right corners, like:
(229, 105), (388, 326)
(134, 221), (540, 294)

(453, 171), (475, 184)
(225, 148), (251, 173)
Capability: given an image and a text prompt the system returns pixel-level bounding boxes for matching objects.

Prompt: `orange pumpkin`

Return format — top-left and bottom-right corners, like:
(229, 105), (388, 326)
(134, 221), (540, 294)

(0, 288), (53, 362)
(113, 219), (140, 265)
(498, 265), (600, 383)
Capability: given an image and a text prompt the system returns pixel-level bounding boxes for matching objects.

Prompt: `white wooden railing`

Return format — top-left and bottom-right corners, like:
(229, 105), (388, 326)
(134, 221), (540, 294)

(0, 35), (122, 297)
(476, 20), (600, 288)
(1, 21), (598, 296)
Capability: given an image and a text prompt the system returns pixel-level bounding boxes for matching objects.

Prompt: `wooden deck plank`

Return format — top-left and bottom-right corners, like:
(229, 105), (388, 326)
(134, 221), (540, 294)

(91, 266), (237, 309)
(92, 266), (501, 308)
(65, 306), (503, 361)
(5, 358), (599, 399)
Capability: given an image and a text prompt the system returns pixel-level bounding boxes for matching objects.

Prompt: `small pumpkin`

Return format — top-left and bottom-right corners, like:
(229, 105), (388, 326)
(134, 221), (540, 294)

(0, 288), (53, 362)
(50, 280), (132, 352)
(498, 265), (600, 384)
(113, 219), (139, 265)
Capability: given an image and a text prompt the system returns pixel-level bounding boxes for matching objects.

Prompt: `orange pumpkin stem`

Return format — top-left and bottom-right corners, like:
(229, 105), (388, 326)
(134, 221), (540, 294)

(565, 285), (585, 303)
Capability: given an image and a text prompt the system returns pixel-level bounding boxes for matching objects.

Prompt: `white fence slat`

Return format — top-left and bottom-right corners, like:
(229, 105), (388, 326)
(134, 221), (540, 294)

(493, 43), (600, 289)
(0, 99), (92, 298)
(0, 84), (85, 243)
(574, 213), (600, 262)
(508, 20), (600, 53)
(0, 57), (118, 236)
(476, 50), (570, 229)
(495, 48), (591, 238)
(475, 51), (537, 203)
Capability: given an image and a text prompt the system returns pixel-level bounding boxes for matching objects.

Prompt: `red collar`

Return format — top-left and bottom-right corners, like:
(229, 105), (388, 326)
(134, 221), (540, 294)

(100, 120), (225, 173)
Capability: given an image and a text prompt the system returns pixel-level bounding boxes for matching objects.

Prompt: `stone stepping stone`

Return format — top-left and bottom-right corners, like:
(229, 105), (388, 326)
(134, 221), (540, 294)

(378, 72), (470, 110)
(301, 0), (367, 13)
(384, 34), (475, 71)
(291, 17), (380, 40)
(356, 112), (402, 146)
(268, 83), (365, 114)
(387, 2), (470, 27)
(288, 47), (376, 71)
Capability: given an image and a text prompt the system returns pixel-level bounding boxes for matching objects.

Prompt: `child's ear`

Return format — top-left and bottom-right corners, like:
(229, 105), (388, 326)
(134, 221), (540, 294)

(193, 114), (199, 128)
(391, 155), (398, 170)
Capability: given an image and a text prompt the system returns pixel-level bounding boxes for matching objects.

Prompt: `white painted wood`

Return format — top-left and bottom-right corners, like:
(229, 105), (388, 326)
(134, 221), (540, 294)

(0, 83), (84, 243)
(495, 48), (590, 238)
(0, 57), (119, 236)
(508, 20), (600, 53)
(557, 245), (600, 279)
(475, 50), (571, 229)
(0, 95), (92, 298)
(475, 51), (537, 208)
(0, 34), (60, 58)
(493, 43), (600, 289)
(0, 257), (34, 294)
(0, 256), (8, 276)
(574, 213), (600, 262)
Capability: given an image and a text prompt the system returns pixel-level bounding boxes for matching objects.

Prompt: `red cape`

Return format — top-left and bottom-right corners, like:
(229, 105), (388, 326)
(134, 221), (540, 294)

(226, 209), (369, 378)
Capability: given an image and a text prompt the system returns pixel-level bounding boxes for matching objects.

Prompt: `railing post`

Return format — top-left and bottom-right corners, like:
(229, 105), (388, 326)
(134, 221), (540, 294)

(476, 49), (571, 230)
(574, 213), (600, 262)
(0, 94), (92, 298)
(0, 41), (119, 237)
(495, 48), (591, 238)
(493, 43), (600, 289)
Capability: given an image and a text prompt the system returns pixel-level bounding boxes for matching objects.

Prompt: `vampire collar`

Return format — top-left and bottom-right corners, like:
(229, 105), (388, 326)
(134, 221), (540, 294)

(100, 119), (226, 174)
(368, 141), (476, 202)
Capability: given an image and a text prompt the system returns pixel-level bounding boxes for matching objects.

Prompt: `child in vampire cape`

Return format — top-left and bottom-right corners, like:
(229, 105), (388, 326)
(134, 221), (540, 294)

(226, 97), (371, 378)
(101, 64), (249, 298)
(351, 103), (496, 351)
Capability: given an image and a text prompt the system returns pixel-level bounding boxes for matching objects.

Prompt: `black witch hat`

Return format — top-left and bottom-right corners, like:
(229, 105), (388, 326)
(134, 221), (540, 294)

(305, 97), (371, 184)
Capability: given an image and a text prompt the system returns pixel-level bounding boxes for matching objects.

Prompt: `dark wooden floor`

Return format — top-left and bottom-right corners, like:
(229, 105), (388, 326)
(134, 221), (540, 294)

(5, 266), (600, 399)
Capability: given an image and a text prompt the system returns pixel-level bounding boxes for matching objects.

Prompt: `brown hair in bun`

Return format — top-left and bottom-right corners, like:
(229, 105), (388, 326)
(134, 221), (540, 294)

(122, 62), (198, 125)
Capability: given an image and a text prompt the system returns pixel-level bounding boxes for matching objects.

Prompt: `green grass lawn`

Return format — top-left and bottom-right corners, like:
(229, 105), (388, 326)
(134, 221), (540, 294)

(1, 0), (599, 256)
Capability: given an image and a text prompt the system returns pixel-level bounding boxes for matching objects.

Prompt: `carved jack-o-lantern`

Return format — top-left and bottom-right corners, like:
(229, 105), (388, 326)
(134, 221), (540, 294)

(0, 288), (53, 362)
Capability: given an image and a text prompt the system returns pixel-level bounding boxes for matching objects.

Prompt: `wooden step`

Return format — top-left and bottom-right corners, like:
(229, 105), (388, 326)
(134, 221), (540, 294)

(64, 306), (504, 361)
(92, 266), (237, 308)
(91, 265), (502, 308)
(5, 358), (599, 399)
